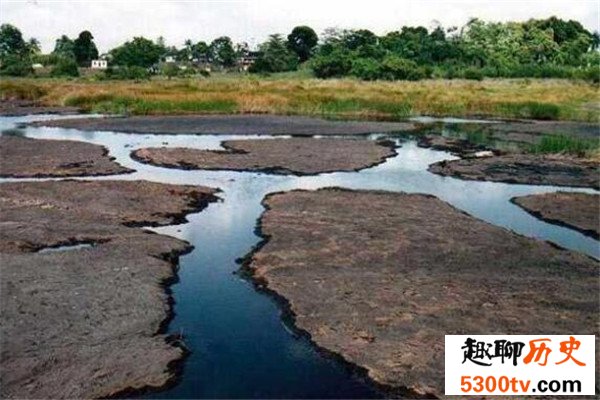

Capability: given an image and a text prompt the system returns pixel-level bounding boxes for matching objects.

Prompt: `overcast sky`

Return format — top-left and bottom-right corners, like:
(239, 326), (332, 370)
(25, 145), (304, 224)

(1, 0), (598, 53)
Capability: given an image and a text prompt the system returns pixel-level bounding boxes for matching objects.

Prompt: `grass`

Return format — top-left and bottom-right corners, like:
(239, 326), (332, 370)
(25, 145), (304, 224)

(1, 74), (598, 121)
(529, 134), (600, 157)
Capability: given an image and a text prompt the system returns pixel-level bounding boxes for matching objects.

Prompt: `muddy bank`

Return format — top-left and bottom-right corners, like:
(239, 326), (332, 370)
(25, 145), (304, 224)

(0, 136), (133, 178)
(132, 138), (396, 175)
(0, 100), (80, 117)
(483, 120), (600, 142)
(512, 192), (599, 239)
(445, 120), (600, 147)
(29, 114), (416, 136)
(417, 134), (499, 157)
(428, 154), (600, 188)
(246, 188), (598, 397)
(0, 180), (219, 398)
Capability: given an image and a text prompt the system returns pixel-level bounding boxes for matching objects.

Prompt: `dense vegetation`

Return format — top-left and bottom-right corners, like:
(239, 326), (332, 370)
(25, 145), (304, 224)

(309, 19), (599, 81)
(0, 16), (598, 81)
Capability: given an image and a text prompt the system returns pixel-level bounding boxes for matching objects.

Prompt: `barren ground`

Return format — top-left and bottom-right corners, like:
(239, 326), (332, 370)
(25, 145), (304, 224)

(132, 138), (396, 175)
(512, 192), (599, 239)
(0, 136), (132, 178)
(246, 188), (599, 397)
(0, 180), (219, 399)
(428, 155), (599, 188)
(29, 114), (416, 135)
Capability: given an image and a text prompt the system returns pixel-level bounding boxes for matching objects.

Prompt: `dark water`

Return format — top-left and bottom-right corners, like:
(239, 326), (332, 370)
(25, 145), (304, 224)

(1, 115), (598, 399)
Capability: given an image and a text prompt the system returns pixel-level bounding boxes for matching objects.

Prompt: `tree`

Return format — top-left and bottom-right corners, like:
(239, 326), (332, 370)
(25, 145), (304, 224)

(178, 39), (194, 61)
(161, 63), (180, 79)
(251, 34), (298, 73)
(343, 29), (378, 50)
(287, 25), (318, 62)
(73, 30), (99, 66)
(191, 41), (209, 60)
(209, 36), (236, 67)
(27, 38), (40, 55)
(53, 35), (75, 58)
(0, 24), (28, 59)
(235, 41), (250, 57)
(110, 37), (164, 68)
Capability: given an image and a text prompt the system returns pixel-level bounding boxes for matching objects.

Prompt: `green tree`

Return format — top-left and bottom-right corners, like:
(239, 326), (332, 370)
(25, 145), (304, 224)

(0, 24), (28, 59)
(251, 34), (298, 73)
(343, 29), (378, 50)
(287, 25), (318, 62)
(161, 63), (180, 79)
(110, 37), (164, 67)
(27, 38), (40, 55)
(191, 41), (209, 60)
(53, 35), (75, 58)
(73, 30), (99, 66)
(209, 36), (236, 67)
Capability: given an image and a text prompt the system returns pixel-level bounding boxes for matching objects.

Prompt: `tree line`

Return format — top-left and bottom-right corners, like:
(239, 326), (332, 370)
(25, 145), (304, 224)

(0, 17), (598, 81)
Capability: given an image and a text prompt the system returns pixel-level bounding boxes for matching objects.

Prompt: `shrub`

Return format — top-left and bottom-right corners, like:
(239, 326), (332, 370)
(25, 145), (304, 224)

(50, 57), (79, 77)
(310, 49), (352, 78)
(161, 63), (180, 79)
(462, 67), (484, 81)
(0, 55), (33, 77)
(104, 66), (150, 80)
(350, 57), (380, 80)
(574, 66), (600, 83)
(379, 56), (426, 81)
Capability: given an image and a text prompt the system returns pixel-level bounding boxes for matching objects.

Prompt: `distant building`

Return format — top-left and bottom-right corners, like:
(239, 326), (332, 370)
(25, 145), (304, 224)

(164, 55), (175, 63)
(32, 63), (44, 70)
(91, 59), (108, 69)
(238, 51), (259, 71)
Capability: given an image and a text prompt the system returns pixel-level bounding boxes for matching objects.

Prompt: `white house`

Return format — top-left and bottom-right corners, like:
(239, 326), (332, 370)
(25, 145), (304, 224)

(91, 59), (108, 69)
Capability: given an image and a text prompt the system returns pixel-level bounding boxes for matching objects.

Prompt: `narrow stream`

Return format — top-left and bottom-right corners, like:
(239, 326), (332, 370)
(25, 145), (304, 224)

(1, 115), (598, 398)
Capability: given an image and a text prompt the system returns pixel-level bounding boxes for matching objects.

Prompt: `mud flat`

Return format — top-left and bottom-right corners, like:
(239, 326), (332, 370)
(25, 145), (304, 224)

(512, 192), (599, 239)
(29, 114), (416, 135)
(428, 155), (599, 189)
(132, 138), (396, 175)
(245, 188), (599, 397)
(417, 134), (498, 157)
(0, 100), (80, 117)
(0, 180), (218, 398)
(0, 136), (133, 178)
(483, 120), (600, 143)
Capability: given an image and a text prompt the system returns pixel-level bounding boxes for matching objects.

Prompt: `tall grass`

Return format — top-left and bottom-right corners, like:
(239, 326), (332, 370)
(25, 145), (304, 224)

(0, 81), (48, 101)
(496, 101), (561, 120)
(529, 134), (600, 157)
(1, 76), (598, 121)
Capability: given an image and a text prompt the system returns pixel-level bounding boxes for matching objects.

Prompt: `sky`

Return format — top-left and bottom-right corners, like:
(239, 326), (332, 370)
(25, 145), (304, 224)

(1, 0), (598, 53)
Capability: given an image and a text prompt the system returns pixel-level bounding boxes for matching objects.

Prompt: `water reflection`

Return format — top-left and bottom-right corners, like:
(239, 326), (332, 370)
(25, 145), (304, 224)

(1, 115), (598, 399)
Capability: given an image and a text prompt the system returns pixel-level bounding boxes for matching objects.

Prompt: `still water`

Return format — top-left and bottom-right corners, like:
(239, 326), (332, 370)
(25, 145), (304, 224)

(1, 115), (598, 398)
